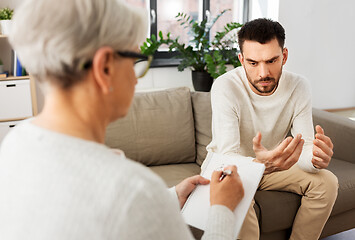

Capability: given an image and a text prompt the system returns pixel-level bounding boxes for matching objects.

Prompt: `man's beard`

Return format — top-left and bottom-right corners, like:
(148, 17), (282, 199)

(245, 68), (282, 94)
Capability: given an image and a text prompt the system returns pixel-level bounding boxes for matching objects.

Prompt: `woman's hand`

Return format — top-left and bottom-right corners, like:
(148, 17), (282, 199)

(175, 175), (210, 209)
(210, 165), (244, 211)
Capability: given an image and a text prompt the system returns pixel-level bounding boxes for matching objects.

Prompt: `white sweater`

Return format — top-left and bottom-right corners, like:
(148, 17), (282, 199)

(207, 67), (317, 173)
(0, 121), (235, 239)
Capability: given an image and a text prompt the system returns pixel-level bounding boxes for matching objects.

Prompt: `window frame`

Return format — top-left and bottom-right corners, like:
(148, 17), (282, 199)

(148, 0), (250, 68)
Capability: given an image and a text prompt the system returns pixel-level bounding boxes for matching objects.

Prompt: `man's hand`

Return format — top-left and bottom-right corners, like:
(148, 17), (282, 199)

(253, 132), (304, 174)
(312, 125), (333, 169)
(210, 165), (244, 212)
(175, 175), (210, 209)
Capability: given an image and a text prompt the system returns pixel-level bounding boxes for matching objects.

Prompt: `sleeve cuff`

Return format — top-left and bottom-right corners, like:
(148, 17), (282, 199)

(168, 186), (178, 200)
(297, 144), (320, 173)
(203, 205), (235, 239)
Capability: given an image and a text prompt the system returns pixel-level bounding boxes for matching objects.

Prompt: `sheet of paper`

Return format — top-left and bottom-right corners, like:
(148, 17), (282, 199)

(181, 152), (265, 239)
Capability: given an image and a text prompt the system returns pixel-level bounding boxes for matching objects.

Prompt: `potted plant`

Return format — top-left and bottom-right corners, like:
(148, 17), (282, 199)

(140, 9), (242, 91)
(0, 7), (14, 35)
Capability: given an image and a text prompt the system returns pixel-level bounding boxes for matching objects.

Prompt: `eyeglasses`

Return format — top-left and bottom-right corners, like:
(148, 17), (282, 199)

(118, 51), (153, 79)
(82, 51), (153, 79)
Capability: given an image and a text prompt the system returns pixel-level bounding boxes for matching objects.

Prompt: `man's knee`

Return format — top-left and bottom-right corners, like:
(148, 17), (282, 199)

(321, 169), (338, 189)
(309, 169), (338, 203)
(321, 169), (338, 199)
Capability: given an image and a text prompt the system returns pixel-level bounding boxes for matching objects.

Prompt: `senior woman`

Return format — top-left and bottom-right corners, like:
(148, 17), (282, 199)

(0, 0), (244, 239)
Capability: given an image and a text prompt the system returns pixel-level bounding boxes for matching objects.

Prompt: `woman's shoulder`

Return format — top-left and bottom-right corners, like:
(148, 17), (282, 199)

(2, 121), (166, 192)
(96, 148), (168, 196)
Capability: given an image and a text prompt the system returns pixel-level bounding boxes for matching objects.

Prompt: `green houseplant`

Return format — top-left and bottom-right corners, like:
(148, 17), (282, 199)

(0, 7), (14, 35)
(140, 9), (242, 91)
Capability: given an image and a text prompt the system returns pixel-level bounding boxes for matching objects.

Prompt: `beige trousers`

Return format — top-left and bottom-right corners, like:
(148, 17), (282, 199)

(238, 165), (338, 240)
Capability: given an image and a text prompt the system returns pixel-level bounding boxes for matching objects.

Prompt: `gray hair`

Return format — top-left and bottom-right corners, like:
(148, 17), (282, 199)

(9, 0), (147, 88)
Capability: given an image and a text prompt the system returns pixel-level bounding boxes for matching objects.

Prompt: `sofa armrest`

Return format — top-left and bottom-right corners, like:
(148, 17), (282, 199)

(312, 108), (355, 164)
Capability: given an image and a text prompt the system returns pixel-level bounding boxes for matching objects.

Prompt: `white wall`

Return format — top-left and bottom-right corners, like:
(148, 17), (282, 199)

(279, 0), (355, 109)
(136, 67), (193, 91)
(0, 0), (23, 9)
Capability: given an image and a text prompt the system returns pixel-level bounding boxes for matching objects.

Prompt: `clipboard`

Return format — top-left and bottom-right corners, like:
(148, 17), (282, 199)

(181, 152), (265, 238)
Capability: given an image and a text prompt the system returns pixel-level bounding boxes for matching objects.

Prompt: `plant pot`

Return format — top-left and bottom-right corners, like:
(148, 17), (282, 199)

(191, 71), (214, 92)
(0, 20), (12, 35)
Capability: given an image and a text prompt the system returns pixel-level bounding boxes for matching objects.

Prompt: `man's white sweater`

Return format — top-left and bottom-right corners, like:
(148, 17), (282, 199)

(207, 66), (317, 173)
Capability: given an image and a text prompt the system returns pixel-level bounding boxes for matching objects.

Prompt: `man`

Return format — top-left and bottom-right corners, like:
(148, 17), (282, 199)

(206, 18), (338, 240)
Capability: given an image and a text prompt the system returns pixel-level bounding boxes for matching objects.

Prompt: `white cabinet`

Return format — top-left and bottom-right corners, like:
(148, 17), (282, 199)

(0, 35), (37, 144)
(0, 79), (33, 121)
(0, 77), (37, 144)
(0, 120), (22, 144)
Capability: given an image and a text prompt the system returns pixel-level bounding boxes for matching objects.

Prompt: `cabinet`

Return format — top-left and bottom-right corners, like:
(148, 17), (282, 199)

(0, 35), (37, 144)
(0, 120), (22, 141)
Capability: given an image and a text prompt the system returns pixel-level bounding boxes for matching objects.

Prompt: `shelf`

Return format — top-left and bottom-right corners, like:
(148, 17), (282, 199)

(0, 117), (29, 123)
(0, 75), (30, 81)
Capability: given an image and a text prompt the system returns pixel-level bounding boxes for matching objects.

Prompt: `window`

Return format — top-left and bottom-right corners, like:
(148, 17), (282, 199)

(125, 0), (279, 66)
(209, 0), (244, 42)
(125, 0), (147, 8)
(157, 0), (200, 51)
(249, 0), (279, 21)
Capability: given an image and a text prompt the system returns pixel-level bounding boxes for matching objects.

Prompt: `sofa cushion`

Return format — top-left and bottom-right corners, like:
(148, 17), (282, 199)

(312, 108), (355, 163)
(105, 87), (196, 166)
(191, 92), (212, 166)
(327, 158), (355, 216)
(149, 163), (201, 188)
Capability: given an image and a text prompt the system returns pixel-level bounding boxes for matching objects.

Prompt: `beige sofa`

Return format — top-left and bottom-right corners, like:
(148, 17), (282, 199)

(105, 87), (355, 240)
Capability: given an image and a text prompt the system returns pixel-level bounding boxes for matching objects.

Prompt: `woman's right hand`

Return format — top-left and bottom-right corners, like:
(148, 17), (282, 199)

(210, 165), (244, 212)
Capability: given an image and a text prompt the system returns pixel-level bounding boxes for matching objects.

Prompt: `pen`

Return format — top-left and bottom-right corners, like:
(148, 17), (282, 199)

(219, 169), (232, 181)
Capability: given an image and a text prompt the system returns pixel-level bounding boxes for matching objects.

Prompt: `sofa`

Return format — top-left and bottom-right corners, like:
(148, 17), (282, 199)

(105, 87), (355, 240)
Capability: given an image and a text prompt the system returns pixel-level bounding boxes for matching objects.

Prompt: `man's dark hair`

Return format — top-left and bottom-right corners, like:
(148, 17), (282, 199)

(238, 18), (285, 53)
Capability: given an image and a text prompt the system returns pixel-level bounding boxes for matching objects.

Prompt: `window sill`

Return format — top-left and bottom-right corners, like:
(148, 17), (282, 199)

(150, 58), (181, 68)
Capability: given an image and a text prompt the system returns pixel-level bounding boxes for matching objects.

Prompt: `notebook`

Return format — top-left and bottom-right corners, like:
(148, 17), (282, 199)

(181, 152), (265, 238)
